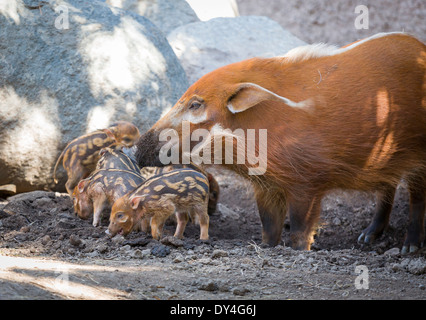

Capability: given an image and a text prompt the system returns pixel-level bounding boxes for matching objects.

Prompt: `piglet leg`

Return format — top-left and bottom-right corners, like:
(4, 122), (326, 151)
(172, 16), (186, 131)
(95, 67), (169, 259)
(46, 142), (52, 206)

(174, 211), (189, 239)
(194, 205), (209, 240)
(92, 196), (108, 227)
(150, 203), (175, 240)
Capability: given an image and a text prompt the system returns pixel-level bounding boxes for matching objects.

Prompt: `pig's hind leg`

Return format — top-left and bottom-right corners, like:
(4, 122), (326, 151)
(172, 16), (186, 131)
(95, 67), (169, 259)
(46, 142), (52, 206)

(192, 204), (209, 241)
(174, 211), (189, 239)
(289, 196), (322, 250)
(358, 185), (396, 245)
(65, 166), (86, 196)
(402, 175), (425, 253)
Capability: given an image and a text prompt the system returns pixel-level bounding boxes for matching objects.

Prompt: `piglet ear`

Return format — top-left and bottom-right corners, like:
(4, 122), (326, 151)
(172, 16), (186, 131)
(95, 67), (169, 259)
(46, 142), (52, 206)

(77, 180), (86, 193)
(131, 196), (142, 210)
(102, 128), (116, 141)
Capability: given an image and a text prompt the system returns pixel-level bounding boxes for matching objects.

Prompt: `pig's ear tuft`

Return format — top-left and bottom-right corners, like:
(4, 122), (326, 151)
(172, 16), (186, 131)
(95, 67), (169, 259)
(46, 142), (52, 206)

(227, 82), (303, 113)
(102, 128), (116, 140)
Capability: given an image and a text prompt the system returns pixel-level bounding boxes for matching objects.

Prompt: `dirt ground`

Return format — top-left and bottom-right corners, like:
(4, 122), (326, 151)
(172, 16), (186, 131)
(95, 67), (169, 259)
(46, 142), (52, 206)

(0, 167), (425, 300)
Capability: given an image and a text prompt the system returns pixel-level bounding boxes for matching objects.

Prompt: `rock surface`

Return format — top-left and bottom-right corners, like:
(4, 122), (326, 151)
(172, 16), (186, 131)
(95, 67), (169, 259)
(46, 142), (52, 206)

(106, 0), (199, 35)
(0, 0), (188, 193)
(237, 0), (426, 45)
(186, 0), (239, 21)
(167, 16), (306, 84)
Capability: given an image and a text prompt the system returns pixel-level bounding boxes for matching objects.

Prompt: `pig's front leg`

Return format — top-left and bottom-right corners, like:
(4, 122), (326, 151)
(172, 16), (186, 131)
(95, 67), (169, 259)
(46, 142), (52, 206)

(289, 196), (322, 250)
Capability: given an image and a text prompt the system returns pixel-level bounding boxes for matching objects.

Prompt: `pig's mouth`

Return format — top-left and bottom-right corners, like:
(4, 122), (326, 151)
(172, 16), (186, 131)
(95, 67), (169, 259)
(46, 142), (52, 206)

(105, 228), (123, 237)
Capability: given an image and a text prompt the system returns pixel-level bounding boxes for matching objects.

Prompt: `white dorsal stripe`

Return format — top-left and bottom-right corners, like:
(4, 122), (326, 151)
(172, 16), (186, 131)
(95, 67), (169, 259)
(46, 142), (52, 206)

(283, 32), (406, 63)
(284, 43), (339, 63)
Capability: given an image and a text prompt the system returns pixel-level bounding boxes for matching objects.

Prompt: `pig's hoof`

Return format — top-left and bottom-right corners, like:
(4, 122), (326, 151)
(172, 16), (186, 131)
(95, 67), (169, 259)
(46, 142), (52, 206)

(401, 234), (424, 254)
(401, 242), (423, 254)
(357, 232), (375, 245)
(401, 245), (418, 254)
(357, 229), (382, 245)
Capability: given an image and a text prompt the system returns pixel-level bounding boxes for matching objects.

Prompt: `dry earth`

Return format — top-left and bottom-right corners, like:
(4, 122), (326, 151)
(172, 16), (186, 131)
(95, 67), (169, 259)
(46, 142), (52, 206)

(0, 168), (425, 301)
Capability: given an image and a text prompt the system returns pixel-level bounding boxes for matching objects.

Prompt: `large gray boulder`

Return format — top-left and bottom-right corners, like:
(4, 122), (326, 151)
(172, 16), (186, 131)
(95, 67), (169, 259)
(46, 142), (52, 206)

(185, 0), (239, 21)
(106, 0), (199, 36)
(0, 0), (189, 193)
(167, 16), (306, 84)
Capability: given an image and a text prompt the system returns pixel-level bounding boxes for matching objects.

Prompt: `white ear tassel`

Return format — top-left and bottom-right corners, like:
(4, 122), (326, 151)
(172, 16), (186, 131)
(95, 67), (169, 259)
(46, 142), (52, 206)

(227, 102), (238, 114)
(227, 82), (311, 113)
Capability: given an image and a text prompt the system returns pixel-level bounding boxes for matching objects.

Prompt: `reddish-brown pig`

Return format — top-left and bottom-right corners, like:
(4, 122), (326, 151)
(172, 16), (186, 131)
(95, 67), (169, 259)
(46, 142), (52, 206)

(135, 33), (426, 252)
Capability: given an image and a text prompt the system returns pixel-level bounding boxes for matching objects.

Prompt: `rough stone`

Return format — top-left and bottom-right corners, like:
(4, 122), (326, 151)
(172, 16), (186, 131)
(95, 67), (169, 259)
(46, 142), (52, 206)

(383, 247), (400, 256)
(0, 0), (188, 193)
(186, 0), (239, 21)
(237, 0), (426, 46)
(167, 16), (305, 84)
(69, 234), (82, 247)
(106, 0), (199, 35)
(151, 244), (170, 257)
(41, 235), (51, 245)
(212, 249), (229, 259)
(161, 235), (184, 248)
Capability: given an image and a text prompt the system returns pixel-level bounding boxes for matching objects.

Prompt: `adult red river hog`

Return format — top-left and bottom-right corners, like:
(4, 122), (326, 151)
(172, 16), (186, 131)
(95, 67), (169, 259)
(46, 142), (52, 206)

(136, 33), (426, 252)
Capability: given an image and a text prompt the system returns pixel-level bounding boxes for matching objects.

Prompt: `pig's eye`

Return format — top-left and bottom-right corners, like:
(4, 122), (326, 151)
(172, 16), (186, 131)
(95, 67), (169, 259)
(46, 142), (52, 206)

(189, 101), (202, 111)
